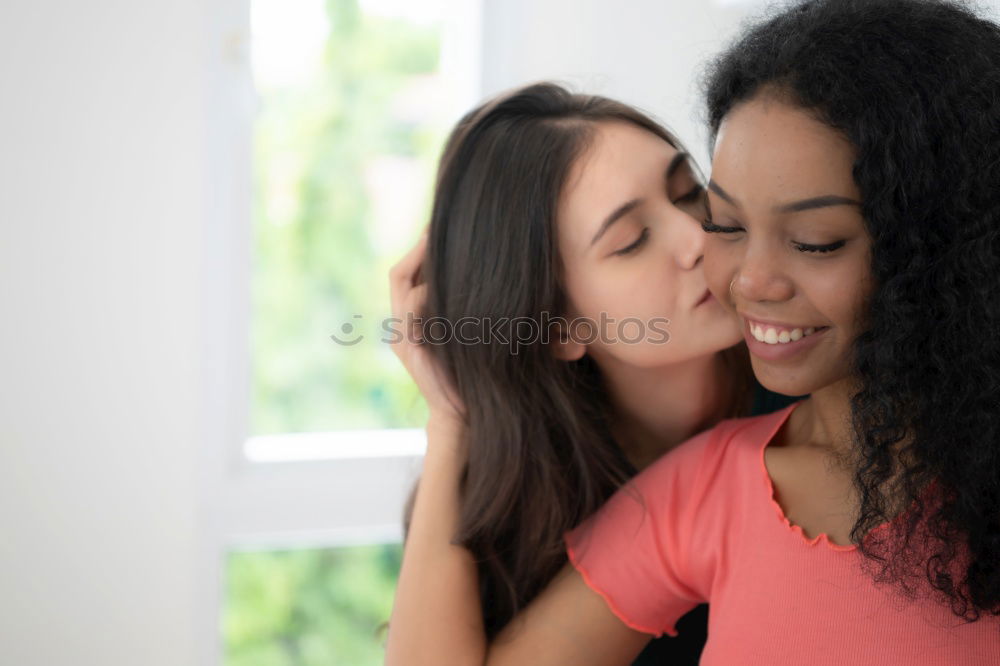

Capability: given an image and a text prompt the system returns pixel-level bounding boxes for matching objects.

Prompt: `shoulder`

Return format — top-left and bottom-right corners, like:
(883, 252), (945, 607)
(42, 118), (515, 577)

(630, 411), (775, 499)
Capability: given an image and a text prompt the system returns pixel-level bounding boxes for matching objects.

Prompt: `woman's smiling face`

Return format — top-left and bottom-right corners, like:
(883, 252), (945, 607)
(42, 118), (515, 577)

(702, 93), (874, 397)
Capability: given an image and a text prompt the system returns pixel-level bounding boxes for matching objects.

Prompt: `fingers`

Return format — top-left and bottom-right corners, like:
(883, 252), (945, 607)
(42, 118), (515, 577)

(390, 232), (428, 289)
(389, 232), (428, 324)
(389, 232), (431, 361)
(405, 283), (428, 345)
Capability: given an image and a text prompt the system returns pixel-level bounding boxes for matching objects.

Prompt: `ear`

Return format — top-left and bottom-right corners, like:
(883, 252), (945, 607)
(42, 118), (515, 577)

(549, 321), (586, 362)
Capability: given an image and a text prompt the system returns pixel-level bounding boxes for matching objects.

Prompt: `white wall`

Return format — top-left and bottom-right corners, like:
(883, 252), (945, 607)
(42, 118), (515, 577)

(480, 0), (1000, 169)
(480, 0), (767, 168)
(0, 1), (215, 664)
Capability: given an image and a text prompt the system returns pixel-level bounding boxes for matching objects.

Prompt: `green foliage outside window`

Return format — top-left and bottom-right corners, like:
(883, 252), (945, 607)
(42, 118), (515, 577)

(227, 1), (460, 662)
(225, 544), (403, 665)
(251, 0), (450, 436)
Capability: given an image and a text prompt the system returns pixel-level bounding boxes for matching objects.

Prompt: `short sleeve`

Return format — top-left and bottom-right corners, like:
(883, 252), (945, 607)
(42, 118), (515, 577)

(563, 427), (721, 638)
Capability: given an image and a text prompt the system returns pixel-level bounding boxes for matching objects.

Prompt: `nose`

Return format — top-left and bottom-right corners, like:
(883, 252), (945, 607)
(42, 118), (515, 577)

(670, 209), (707, 270)
(731, 242), (794, 304)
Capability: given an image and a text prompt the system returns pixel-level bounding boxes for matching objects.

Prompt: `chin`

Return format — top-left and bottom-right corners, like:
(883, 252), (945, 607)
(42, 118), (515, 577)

(748, 361), (817, 397)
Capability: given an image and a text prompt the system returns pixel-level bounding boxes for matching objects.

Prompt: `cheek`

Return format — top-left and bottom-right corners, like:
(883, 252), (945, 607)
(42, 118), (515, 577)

(623, 255), (684, 316)
(568, 259), (681, 324)
(811, 264), (865, 325)
(834, 269), (873, 339)
(702, 238), (736, 300)
(562, 268), (622, 321)
(792, 263), (871, 367)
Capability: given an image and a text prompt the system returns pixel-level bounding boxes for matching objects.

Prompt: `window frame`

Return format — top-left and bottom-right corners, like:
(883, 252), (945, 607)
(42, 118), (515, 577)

(200, 0), (483, 662)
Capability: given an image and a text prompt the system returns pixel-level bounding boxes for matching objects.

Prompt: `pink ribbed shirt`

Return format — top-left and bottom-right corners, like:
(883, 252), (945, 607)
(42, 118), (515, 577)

(563, 401), (1000, 665)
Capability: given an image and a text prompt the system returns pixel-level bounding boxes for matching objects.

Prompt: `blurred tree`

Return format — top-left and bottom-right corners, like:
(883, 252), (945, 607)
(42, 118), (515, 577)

(252, 0), (447, 435)
(229, 0), (456, 662)
(225, 544), (403, 665)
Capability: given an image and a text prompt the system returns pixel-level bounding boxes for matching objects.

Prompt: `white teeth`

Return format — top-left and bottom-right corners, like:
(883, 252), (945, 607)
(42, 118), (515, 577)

(749, 321), (820, 345)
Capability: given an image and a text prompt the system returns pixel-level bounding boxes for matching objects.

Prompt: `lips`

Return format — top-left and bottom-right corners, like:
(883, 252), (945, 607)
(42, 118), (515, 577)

(747, 321), (828, 344)
(695, 289), (712, 307)
(740, 314), (830, 360)
(742, 315), (827, 336)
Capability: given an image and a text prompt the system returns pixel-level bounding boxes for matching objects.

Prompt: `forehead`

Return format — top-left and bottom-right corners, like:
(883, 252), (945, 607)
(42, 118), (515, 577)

(711, 96), (857, 197)
(560, 121), (678, 219)
(567, 120), (677, 189)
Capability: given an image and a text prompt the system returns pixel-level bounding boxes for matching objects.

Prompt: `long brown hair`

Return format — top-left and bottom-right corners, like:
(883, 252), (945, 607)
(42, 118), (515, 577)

(403, 82), (752, 638)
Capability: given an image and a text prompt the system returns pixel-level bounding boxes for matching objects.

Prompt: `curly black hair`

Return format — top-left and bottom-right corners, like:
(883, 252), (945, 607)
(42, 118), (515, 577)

(704, 0), (1000, 621)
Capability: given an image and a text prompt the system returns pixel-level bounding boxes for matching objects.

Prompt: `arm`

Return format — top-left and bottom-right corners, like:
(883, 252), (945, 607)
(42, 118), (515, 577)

(387, 414), (651, 666)
(384, 232), (486, 665)
(384, 416), (488, 666)
(484, 431), (723, 665)
(485, 562), (651, 665)
(384, 233), (653, 666)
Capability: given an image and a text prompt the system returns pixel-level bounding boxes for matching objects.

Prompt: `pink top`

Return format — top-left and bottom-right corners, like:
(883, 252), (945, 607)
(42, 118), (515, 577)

(563, 401), (1000, 665)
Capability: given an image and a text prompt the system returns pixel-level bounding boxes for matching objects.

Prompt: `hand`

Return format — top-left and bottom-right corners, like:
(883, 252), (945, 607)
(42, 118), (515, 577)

(388, 230), (467, 428)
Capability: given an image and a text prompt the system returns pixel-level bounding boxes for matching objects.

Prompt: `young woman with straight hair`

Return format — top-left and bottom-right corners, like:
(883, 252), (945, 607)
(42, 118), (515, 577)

(384, 82), (796, 665)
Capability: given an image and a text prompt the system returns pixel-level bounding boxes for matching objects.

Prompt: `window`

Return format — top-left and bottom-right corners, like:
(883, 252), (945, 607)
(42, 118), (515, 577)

(250, 0), (460, 437)
(224, 543), (402, 664)
(212, 1), (482, 663)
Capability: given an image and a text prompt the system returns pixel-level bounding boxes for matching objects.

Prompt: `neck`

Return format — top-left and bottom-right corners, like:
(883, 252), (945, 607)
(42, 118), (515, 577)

(784, 378), (858, 464)
(790, 379), (924, 521)
(601, 352), (732, 471)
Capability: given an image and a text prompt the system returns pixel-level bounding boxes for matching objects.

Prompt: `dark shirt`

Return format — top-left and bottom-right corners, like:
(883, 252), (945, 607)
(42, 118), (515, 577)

(625, 380), (804, 666)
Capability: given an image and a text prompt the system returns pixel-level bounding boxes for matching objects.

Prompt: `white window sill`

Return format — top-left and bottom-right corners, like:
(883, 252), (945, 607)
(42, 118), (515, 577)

(244, 428), (427, 463)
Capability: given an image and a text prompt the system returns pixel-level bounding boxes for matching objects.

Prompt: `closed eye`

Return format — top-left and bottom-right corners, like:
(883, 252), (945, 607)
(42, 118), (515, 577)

(672, 184), (704, 205)
(701, 218), (741, 233)
(793, 240), (846, 253)
(613, 227), (650, 256)
(702, 218), (847, 254)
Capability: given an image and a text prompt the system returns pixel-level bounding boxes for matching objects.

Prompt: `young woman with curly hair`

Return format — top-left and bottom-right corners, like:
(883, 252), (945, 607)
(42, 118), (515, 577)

(389, 1), (1000, 664)
(383, 83), (798, 666)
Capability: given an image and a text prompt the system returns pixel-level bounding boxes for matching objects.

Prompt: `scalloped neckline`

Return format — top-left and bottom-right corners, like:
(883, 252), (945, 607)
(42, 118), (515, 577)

(758, 401), (876, 552)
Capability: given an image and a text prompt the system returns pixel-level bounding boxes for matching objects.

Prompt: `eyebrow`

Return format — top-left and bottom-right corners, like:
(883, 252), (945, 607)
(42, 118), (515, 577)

(590, 152), (691, 247)
(707, 179), (861, 214)
(776, 195), (861, 213)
